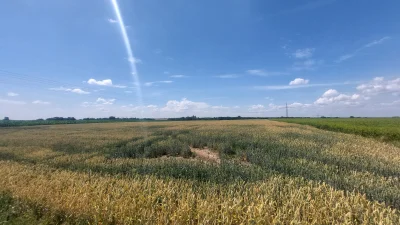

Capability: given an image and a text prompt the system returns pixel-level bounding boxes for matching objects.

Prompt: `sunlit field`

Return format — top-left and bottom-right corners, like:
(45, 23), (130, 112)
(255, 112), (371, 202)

(274, 118), (400, 147)
(1, 120), (400, 224)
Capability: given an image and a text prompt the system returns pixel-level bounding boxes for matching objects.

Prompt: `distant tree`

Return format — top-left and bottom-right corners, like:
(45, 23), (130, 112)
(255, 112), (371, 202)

(3, 117), (9, 121)
(109, 116), (116, 120)
(350, 116), (355, 118)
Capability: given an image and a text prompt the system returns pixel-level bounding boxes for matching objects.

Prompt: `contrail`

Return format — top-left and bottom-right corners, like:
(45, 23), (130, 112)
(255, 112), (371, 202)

(110, 0), (143, 106)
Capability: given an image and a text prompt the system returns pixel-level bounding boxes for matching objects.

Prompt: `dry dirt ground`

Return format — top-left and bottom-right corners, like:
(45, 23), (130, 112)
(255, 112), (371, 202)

(190, 147), (221, 164)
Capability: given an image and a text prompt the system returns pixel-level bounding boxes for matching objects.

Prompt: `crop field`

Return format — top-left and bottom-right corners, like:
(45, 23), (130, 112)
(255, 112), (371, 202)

(0, 120), (400, 224)
(274, 118), (400, 147)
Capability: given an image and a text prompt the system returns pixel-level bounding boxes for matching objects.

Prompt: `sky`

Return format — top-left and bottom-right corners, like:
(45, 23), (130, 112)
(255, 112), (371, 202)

(0, 0), (399, 119)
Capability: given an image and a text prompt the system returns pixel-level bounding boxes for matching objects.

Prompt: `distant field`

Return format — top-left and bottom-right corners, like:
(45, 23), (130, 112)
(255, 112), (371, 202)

(273, 118), (400, 146)
(0, 119), (155, 127)
(1, 120), (400, 224)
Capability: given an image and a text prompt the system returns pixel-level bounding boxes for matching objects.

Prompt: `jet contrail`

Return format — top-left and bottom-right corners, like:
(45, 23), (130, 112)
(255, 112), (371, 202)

(110, 0), (143, 105)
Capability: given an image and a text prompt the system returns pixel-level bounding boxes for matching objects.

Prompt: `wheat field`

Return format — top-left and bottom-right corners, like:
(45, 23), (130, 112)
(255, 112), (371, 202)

(0, 120), (399, 224)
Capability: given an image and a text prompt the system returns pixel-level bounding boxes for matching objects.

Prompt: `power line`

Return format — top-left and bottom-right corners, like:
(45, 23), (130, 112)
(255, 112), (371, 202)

(0, 69), (79, 87)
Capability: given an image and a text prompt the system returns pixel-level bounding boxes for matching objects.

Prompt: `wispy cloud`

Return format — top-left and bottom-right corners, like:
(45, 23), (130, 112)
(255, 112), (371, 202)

(32, 100), (50, 105)
(254, 82), (347, 90)
(292, 59), (322, 71)
(0, 98), (26, 105)
(246, 69), (288, 76)
(170, 75), (188, 78)
(265, 97), (274, 101)
(293, 48), (314, 59)
(144, 80), (173, 87)
(214, 74), (239, 79)
(7, 92), (19, 97)
(127, 57), (142, 64)
(49, 87), (90, 94)
(154, 49), (162, 54)
(364, 36), (391, 48)
(108, 18), (118, 23)
(337, 36), (391, 62)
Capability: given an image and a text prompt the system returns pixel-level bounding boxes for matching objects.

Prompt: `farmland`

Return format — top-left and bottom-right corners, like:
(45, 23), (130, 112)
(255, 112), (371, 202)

(273, 118), (400, 147)
(0, 120), (400, 224)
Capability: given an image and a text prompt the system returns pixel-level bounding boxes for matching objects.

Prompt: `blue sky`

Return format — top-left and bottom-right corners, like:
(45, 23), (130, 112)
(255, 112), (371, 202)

(1, 0), (399, 119)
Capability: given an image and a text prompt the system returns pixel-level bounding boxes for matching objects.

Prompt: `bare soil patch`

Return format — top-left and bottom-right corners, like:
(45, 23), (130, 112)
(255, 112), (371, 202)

(190, 147), (221, 164)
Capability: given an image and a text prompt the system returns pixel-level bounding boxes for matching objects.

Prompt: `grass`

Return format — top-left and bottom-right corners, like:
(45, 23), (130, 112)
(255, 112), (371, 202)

(273, 118), (400, 146)
(0, 120), (400, 224)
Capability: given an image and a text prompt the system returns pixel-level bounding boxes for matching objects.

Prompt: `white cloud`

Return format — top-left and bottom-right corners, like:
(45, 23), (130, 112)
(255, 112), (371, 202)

(7, 92), (19, 97)
(144, 81), (173, 87)
(50, 87), (90, 94)
(82, 98), (116, 108)
(373, 77), (384, 82)
(88, 78), (113, 86)
(214, 74), (238, 79)
(164, 71), (170, 75)
(337, 36), (391, 62)
(322, 89), (339, 98)
(248, 102), (311, 113)
(154, 49), (162, 54)
(124, 91), (133, 94)
(32, 100), (50, 105)
(87, 78), (126, 88)
(289, 102), (312, 108)
(71, 89), (90, 94)
(170, 75), (187, 78)
(113, 85), (127, 88)
(315, 92), (362, 105)
(356, 77), (400, 95)
(127, 57), (142, 64)
(249, 104), (265, 110)
(0, 98), (26, 105)
(161, 98), (209, 112)
(289, 78), (309, 85)
(246, 69), (288, 76)
(293, 48), (314, 59)
(96, 98), (115, 105)
(108, 18), (118, 23)
(211, 106), (229, 109)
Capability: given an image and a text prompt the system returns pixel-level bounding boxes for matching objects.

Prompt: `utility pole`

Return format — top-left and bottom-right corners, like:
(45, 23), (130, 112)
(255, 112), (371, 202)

(286, 102), (288, 118)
